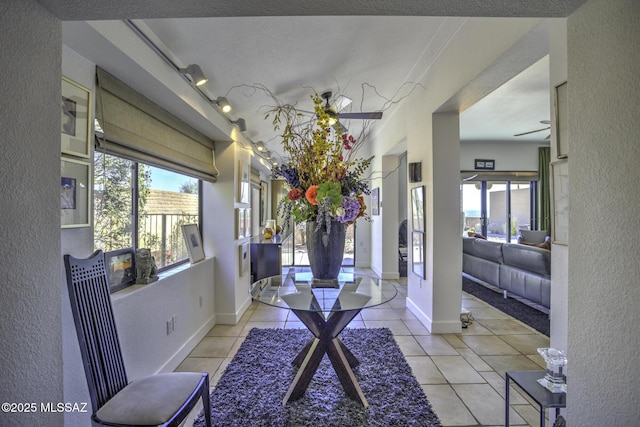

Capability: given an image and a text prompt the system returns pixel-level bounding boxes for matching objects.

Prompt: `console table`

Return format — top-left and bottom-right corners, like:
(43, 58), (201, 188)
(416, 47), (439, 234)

(250, 272), (397, 407)
(505, 370), (566, 427)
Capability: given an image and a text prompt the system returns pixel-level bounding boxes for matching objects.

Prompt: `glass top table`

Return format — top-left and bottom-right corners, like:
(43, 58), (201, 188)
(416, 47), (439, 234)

(250, 272), (398, 407)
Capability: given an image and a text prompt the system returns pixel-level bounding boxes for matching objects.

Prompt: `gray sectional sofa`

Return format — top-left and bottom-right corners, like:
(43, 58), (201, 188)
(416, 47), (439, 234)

(462, 236), (551, 312)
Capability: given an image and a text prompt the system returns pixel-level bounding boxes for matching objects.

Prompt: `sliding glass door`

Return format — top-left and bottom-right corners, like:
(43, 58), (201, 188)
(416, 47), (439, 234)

(462, 180), (533, 242)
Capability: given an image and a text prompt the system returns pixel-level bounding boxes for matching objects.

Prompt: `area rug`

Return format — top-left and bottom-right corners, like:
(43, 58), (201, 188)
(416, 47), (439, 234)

(194, 328), (442, 427)
(462, 277), (550, 336)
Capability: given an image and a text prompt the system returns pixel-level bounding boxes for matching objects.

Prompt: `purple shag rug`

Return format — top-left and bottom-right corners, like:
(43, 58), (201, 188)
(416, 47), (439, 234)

(194, 327), (442, 426)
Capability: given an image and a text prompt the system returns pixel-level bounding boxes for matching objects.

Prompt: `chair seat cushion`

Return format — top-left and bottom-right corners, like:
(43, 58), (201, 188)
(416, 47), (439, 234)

(96, 372), (205, 425)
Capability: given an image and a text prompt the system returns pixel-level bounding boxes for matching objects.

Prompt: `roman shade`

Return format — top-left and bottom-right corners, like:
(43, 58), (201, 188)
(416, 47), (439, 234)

(95, 67), (219, 182)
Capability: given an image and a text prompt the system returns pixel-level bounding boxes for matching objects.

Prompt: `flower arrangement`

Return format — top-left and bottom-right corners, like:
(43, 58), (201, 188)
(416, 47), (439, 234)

(270, 92), (373, 234)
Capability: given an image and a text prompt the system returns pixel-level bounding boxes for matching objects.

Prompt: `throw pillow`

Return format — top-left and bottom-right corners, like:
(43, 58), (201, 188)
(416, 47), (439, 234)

(521, 240), (551, 250)
(467, 231), (487, 240)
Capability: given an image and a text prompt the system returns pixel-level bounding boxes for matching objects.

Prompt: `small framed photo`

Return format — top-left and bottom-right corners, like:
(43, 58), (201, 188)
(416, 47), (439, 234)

(104, 248), (136, 293)
(181, 224), (205, 263)
(61, 76), (91, 158)
(371, 187), (380, 216)
(474, 159), (495, 170)
(61, 156), (91, 228)
(555, 81), (568, 159)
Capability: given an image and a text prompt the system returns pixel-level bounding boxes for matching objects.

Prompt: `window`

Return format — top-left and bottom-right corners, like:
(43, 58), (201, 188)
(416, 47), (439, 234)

(94, 152), (201, 272)
(462, 180), (534, 242)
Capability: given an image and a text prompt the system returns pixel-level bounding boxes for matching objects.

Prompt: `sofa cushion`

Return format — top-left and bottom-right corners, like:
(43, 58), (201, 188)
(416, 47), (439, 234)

(502, 243), (550, 277)
(463, 254), (501, 285)
(463, 237), (504, 264)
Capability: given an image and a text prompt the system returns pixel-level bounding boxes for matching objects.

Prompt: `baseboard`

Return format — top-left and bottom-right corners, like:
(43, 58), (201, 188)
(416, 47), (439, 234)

(157, 314), (216, 373)
(216, 295), (253, 325)
(406, 296), (461, 334)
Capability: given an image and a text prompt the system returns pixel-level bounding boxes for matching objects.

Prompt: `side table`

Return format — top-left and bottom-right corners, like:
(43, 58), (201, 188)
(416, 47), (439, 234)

(505, 370), (566, 427)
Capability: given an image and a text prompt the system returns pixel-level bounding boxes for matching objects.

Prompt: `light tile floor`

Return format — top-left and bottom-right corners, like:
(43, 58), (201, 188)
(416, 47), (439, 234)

(177, 268), (550, 426)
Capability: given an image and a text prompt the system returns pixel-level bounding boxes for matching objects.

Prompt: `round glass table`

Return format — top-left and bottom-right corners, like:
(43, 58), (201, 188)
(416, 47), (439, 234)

(250, 271), (397, 407)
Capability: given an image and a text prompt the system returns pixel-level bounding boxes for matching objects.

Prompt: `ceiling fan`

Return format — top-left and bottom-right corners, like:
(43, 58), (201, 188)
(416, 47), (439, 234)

(514, 120), (551, 139)
(320, 91), (383, 130)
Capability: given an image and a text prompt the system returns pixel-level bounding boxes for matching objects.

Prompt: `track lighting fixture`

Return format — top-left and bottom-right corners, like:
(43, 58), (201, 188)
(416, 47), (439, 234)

(263, 150), (272, 160)
(216, 97), (232, 113)
(255, 141), (265, 152)
(231, 118), (247, 132)
(179, 64), (208, 86)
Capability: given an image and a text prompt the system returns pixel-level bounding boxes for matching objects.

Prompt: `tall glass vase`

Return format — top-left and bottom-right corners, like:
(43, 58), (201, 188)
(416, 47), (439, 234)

(306, 220), (346, 282)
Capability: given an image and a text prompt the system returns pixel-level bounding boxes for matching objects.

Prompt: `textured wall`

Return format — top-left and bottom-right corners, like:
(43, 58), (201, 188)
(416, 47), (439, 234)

(0, 1), (64, 426)
(568, 0), (640, 424)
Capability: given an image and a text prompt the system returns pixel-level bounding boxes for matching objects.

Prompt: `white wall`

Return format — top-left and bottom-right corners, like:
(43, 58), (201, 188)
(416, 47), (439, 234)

(460, 141), (546, 171)
(548, 18), (569, 360)
(0, 2), (64, 426)
(371, 17), (542, 332)
(567, 0), (640, 424)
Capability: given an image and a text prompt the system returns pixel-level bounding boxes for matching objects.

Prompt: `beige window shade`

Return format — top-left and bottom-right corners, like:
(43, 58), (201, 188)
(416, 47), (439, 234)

(95, 67), (218, 182)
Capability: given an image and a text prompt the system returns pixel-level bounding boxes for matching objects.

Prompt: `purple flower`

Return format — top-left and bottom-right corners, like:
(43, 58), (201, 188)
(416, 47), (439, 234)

(335, 197), (361, 223)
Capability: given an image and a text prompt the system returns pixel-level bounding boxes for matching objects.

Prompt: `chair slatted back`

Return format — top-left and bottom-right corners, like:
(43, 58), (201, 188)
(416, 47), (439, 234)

(64, 250), (128, 412)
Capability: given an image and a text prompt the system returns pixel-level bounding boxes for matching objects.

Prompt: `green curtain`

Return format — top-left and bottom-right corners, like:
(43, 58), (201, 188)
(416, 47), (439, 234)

(538, 147), (551, 232)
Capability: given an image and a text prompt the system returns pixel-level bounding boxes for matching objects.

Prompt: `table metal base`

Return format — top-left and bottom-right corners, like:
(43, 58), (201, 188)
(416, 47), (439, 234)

(506, 370), (566, 427)
(283, 308), (368, 407)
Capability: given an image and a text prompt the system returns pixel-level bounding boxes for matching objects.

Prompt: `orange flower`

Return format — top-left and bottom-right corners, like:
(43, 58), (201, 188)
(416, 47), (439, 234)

(356, 195), (367, 219)
(305, 185), (319, 205)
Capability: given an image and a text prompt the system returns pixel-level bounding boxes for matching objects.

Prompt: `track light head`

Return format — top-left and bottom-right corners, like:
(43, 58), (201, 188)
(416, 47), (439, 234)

(231, 118), (247, 132)
(255, 141), (265, 152)
(179, 64), (208, 86)
(216, 97), (232, 113)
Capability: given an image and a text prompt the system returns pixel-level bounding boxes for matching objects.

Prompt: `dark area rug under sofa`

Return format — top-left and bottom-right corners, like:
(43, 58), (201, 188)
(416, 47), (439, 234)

(463, 276), (550, 336)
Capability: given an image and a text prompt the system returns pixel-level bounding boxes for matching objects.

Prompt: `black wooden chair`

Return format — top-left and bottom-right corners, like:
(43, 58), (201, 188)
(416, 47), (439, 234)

(64, 250), (212, 427)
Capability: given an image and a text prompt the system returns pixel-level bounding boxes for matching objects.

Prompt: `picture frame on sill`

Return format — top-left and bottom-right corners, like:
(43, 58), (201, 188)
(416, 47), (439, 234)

(61, 156), (91, 228)
(104, 247), (136, 293)
(61, 76), (91, 158)
(181, 223), (205, 263)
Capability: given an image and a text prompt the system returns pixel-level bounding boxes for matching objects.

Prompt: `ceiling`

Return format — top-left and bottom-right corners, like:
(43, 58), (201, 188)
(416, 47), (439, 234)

(53, 1), (578, 168)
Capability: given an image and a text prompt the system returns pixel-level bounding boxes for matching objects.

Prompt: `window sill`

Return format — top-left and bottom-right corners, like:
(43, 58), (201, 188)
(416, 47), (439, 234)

(111, 256), (214, 302)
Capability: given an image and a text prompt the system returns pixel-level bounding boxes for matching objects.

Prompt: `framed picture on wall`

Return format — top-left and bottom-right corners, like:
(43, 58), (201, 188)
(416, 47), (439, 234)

(237, 160), (250, 204)
(411, 231), (426, 279)
(410, 185), (425, 232)
(61, 76), (91, 158)
(235, 208), (246, 239)
(61, 156), (91, 228)
(371, 187), (380, 215)
(260, 180), (268, 225)
(181, 224), (205, 263)
(550, 159), (569, 245)
(555, 81), (568, 159)
(239, 242), (250, 276)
